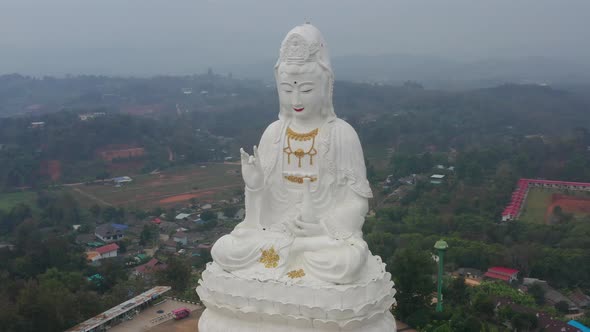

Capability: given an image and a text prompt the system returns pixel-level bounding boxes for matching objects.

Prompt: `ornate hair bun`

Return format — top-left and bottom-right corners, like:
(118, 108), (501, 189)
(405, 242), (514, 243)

(280, 33), (321, 64)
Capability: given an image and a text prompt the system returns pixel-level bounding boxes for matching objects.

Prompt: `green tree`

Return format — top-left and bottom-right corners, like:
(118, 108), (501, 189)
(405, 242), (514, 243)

(444, 276), (468, 305)
(554, 300), (569, 314)
(222, 206), (239, 219)
(139, 224), (158, 246)
(527, 283), (545, 305)
(389, 248), (435, 324)
(511, 312), (538, 331)
(158, 256), (192, 292)
(473, 294), (495, 318)
(200, 210), (216, 221)
(365, 231), (396, 261)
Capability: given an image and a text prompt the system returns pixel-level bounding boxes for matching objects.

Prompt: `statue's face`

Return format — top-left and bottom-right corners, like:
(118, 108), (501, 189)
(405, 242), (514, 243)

(278, 62), (327, 122)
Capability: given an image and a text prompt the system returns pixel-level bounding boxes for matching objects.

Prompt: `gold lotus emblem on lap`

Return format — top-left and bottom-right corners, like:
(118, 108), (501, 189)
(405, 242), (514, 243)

(259, 247), (280, 268)
(287, 269), (305, 279)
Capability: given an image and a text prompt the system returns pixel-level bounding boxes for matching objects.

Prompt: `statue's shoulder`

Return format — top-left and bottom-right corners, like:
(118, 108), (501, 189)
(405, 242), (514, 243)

(260, 120), (283, 141)
(330, 118), (361, 142)
(258, 120), (284, 149)
(264, 120), (283, 133)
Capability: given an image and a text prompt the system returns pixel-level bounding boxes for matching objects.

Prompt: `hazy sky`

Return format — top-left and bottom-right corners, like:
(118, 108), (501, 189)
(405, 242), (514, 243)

(1, 0), (589, 75)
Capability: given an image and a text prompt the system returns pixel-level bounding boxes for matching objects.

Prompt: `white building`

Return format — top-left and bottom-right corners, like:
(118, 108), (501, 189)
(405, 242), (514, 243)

(86, 243), (119, 262)
(175, 213), (191, 221)
(430, 174), (446, 185)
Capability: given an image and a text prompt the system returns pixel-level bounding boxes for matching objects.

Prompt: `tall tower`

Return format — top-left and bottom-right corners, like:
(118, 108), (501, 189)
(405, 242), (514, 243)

(434, 239), (448, 313)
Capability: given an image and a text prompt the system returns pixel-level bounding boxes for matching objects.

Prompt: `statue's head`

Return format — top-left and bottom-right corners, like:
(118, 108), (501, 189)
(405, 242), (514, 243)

(275, 23), (336, 123)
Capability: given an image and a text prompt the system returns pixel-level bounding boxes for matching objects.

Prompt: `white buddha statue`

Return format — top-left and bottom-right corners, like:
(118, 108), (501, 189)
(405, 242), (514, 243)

(198, 23), (396, 332)
(211, 23), (371, 285)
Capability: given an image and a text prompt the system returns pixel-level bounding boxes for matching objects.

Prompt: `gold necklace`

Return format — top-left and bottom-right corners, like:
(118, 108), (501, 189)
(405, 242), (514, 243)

(283, 127), (319, 168)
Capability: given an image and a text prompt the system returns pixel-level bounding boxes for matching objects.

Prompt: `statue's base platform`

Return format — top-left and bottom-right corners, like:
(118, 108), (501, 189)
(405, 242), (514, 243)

(196, 256), (396, 332)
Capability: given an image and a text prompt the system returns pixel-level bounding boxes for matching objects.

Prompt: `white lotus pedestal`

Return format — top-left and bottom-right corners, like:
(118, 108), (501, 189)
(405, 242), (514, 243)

(196, 255), (397, 332)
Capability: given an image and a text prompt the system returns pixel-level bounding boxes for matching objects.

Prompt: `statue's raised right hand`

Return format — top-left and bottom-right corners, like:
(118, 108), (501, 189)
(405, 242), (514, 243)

(240, 146), (264, 190)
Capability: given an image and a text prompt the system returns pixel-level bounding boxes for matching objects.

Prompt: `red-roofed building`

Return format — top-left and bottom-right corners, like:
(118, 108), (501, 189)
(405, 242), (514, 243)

(86, 251), (101, 262)
(484, 266), (519, 283)
(134, 258), (167, 277)
(197, 243), (213, 251)
(95, 243), (119, 259)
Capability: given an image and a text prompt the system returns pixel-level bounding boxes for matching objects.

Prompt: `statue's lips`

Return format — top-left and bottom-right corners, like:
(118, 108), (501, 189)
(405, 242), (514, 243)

(293, 107), (304, 112)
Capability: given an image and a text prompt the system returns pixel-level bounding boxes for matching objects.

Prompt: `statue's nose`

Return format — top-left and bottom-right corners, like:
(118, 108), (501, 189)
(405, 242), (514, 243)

(291, 91), (302, 107)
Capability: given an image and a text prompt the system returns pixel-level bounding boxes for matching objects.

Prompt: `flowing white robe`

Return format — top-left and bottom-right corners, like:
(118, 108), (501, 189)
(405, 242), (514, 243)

(211, 118), (373, 284)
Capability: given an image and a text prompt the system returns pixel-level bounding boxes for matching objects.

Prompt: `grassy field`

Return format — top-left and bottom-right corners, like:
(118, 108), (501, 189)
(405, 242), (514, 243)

(519, 188), (590, 224)
(519, 188), (553, 224)
(0, 191), (37, 212)
(66, 163), (242, 209)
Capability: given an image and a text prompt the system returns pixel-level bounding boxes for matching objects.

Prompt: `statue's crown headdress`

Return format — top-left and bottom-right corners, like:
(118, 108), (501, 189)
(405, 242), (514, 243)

(278, 23), (331, 71)
(280, 33), (321, 64)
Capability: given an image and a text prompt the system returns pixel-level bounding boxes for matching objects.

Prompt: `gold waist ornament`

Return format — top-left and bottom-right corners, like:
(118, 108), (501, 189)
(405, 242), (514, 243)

(284, 175), (317, 184)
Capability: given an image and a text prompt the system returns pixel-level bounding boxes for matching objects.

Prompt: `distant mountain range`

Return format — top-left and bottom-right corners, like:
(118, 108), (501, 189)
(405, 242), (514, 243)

(2, 47), (590, 89)
(223, 54), (590, 89)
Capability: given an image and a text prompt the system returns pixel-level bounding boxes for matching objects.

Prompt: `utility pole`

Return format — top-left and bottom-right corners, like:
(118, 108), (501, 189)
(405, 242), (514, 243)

(434, 239), (449, 312)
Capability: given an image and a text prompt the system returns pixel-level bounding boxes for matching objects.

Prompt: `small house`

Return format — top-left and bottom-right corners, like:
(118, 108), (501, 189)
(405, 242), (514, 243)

(569, 289), (590, 309)
(95, 224), (125, 242)
(86, 251), (101, 262)
(484, 266), (519, 283)
(430, 174), (446, 185)
(175, 213), (191, 221)
(197, 243), (213, 251)
(134, 258), (167, 277)
(173, 232), (188, 245)
(112, 176), (132, 185)
(162, 240), (178, 253)
(95, 243), (119, 259)
(86, 243), (119, 262)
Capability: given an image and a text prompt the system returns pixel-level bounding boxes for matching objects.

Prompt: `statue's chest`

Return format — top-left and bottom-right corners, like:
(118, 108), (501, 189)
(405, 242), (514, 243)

(281, 127), (320, 185)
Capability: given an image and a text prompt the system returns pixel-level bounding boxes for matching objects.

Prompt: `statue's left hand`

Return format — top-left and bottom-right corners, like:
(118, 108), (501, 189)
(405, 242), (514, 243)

(240, 146), (264, 190)
(287, 216), (323, 237)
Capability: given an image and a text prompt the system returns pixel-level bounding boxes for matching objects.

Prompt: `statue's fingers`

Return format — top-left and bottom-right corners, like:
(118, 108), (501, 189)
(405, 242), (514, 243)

(240, 148), (249, 161)
(253, 145), (259, 160)
(248, 155), (255, 164)
(253, 145), (264, 169)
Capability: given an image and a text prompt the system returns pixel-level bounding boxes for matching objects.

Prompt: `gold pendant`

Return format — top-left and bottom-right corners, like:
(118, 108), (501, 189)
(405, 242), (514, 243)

(283, 127), (319, 168)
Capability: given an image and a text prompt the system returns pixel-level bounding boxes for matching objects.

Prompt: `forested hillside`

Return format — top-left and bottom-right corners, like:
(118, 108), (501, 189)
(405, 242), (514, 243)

(1, 74), (590, 330)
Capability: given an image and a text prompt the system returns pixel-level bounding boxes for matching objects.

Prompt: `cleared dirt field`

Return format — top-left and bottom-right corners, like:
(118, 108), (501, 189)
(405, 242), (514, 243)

(519, 188), (590, 224)
(67, 163), (241, 208)
(547, 194), (590, 220)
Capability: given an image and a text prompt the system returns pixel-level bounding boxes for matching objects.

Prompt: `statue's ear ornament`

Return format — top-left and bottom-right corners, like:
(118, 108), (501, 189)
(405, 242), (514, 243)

(280, 33), (321, 64)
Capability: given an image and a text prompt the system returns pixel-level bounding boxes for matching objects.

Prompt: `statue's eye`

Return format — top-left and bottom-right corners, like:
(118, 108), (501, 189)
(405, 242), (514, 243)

(301, 89), (313, 93)
(283, 89), (293, 93)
